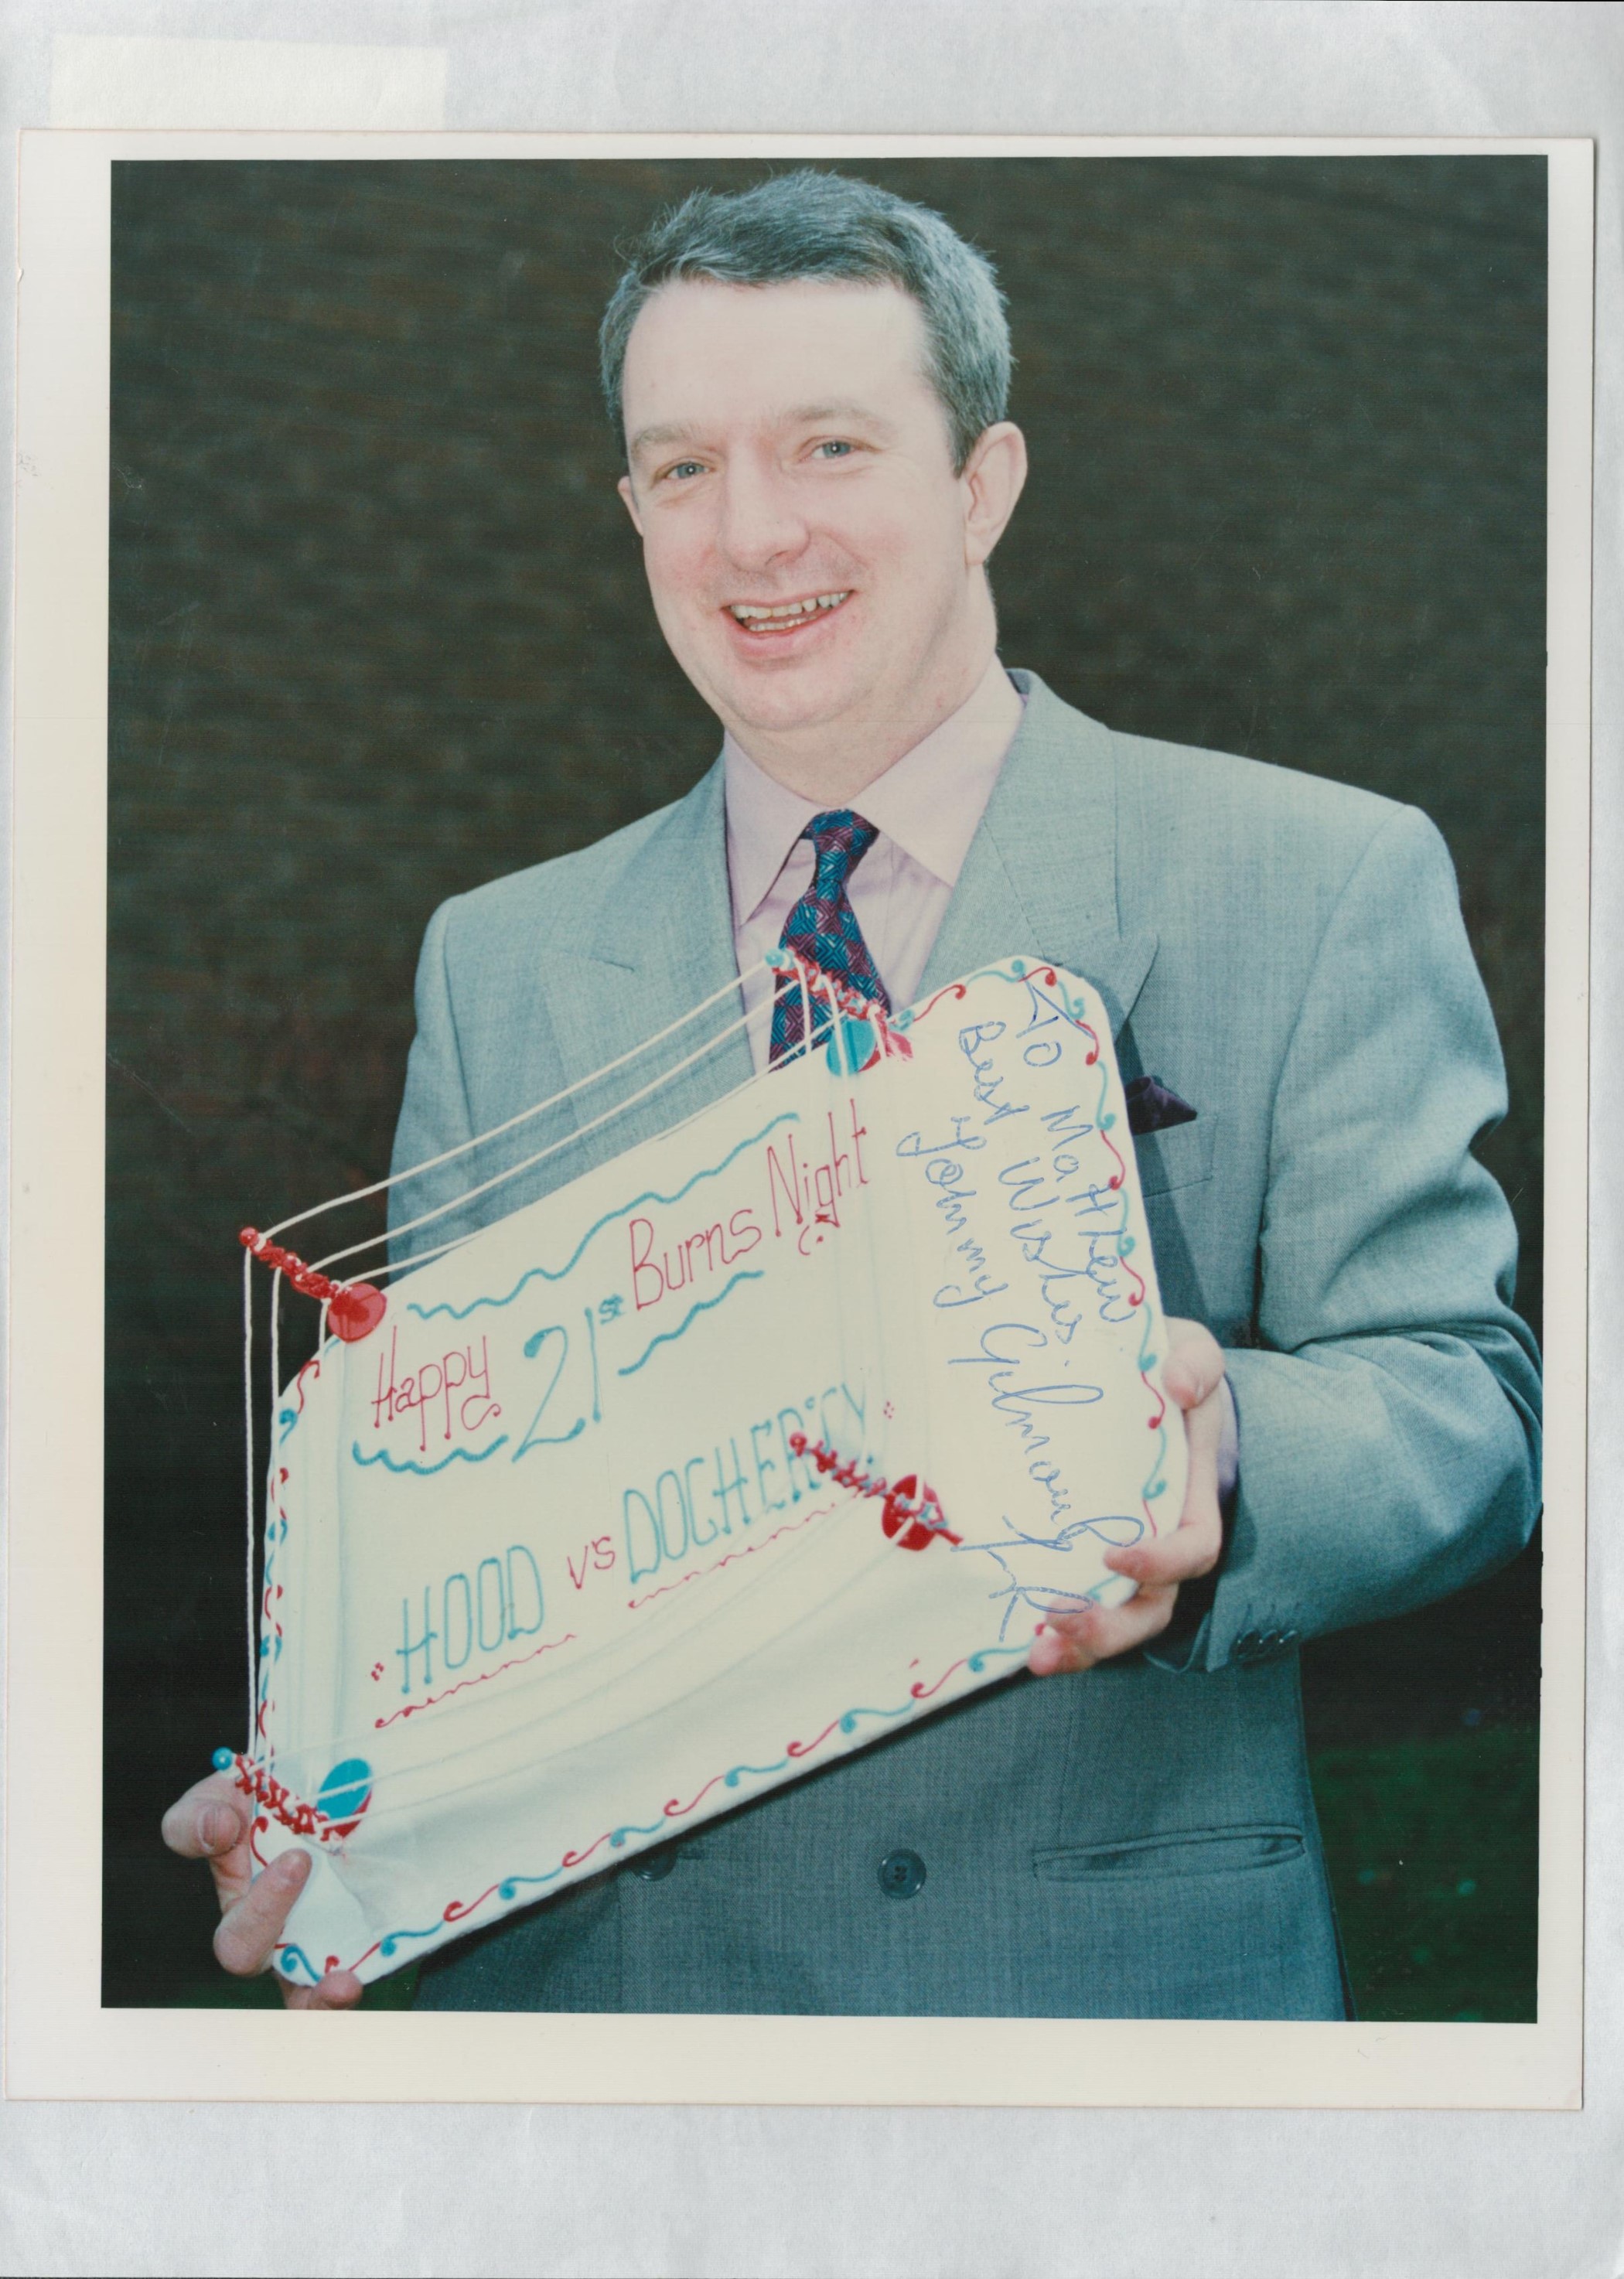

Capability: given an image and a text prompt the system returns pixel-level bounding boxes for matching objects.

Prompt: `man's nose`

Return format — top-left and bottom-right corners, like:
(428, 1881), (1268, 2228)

(715, 455), (809, 573)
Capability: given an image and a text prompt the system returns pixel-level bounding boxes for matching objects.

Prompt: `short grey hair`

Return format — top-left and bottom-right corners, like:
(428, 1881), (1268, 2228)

(600, 169), (1012, 472)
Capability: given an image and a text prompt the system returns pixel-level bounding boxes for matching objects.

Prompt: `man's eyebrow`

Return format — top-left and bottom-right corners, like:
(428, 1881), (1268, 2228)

(626, 421), (699, 458)
(626, 400), (899, 460)
(779, 399), (898, 435)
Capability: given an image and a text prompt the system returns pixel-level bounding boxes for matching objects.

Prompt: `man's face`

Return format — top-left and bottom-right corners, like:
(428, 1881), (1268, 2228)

(617, 277), (1009, 755)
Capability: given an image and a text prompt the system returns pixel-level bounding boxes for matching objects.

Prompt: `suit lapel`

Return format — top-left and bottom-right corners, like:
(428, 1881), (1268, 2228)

(920, 672), (1158, 1038)
(558, 670), (1154, 1135)
(561, 756), (756, 1121)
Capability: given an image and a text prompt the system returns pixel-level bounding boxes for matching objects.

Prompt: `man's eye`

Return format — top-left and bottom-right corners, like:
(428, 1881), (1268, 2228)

(664, 460), (706, 482)
(812, 440), (855, 459)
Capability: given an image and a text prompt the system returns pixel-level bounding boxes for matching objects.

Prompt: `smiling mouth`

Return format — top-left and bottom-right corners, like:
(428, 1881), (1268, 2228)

(727, 592), (851, 633)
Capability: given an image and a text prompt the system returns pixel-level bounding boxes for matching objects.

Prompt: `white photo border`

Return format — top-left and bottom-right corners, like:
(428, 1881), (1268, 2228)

(5, 128), (1592, 2110)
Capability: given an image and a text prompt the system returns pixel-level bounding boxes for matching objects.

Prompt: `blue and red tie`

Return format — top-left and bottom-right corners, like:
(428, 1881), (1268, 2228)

(768, 810), (890, 1066)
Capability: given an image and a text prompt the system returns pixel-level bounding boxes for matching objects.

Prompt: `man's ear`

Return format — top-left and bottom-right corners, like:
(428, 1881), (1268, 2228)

(616, 472), (645, 537)
(960, 422), (1029, 569)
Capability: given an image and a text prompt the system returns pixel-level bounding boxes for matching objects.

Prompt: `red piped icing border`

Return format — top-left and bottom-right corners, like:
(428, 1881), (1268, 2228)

(372, 1629), (580, 1728)
(625, 1499), (836, 1610)
(225, 1754), (347, 1846)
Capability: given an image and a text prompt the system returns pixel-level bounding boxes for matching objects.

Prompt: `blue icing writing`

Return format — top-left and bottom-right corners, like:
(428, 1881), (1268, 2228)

(951, 1506), (1149, 1640)
(947, 1322), (1103, 1527)
(397, 1544), (545, 1693)
(1076, 1235), (1141, 1324)
(620, 1383), (866, 1586)
(895, 1119), (1012, 1310)
(896, 1117), (984, 1162)
(996, 1159), (1099, 1343)
(507, 1305), (617, 1462)
(957, 1021), (1029, 1124)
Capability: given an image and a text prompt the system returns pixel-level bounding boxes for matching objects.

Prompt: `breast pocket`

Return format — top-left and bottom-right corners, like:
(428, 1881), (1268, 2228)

(1133, 1114), (1216, 1198)
(1032, 1824), (1305, 1882)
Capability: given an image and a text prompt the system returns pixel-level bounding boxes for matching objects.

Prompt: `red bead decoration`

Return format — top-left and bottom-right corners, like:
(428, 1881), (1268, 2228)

(240, 1229), (387, 1342)
(328, 1282), (387, 1342)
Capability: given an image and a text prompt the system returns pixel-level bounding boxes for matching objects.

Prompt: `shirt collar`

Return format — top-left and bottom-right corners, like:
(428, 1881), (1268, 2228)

(722, 655), (1025, 925)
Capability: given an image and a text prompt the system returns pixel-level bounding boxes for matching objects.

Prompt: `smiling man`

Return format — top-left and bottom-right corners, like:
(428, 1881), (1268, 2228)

(166, 169), (1540, 2019)
(613, 268), (1025, 800)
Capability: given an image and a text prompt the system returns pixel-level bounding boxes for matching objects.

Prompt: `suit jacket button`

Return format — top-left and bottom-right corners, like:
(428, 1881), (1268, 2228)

(633, 1845), (678, 1881)
(878, 1849), (926, 1900)
(1233, 1631), (1261, 1662)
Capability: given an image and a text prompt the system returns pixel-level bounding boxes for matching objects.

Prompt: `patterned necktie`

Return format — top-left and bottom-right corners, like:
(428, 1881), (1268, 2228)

(768, 810), (890, 1066)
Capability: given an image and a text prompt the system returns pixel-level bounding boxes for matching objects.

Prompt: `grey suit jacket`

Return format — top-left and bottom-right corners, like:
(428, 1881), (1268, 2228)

(394, 673), (1540, 2019)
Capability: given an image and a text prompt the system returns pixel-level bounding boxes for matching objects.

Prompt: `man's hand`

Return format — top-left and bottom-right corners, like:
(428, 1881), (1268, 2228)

(1028, 1315), (1226, 1677)
(160, 1772), (363, 2010)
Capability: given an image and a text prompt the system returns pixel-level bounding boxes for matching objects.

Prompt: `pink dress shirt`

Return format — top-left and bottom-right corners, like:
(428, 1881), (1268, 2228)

(724, 655), (1025, 1071)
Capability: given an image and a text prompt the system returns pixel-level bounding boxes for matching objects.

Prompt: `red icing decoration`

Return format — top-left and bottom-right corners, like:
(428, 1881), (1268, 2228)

(329, 1282), (387, 1342)
(786, 1431), (962, 1550)
(879, 1472), (954, 1553)
(227, 1753), (346, 1846)
(240, 1229), (386, 1339)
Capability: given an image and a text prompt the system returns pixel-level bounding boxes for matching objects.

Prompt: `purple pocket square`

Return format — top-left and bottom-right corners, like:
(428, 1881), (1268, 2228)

(1126, 1075), (1198, 1137)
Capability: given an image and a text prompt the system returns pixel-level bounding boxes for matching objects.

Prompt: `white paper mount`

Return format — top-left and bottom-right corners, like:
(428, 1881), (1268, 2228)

(229, 957), (1186, 1986)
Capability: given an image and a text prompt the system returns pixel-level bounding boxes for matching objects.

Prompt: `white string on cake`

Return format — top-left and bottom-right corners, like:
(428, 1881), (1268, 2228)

(242, 1244), (257, 1757)
(237, 952), (830, 1765)
(261, 956), (781, 1249)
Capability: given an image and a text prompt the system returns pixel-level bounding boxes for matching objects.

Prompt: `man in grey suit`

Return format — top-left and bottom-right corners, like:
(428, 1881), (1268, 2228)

(168, 171), (1540, 2018)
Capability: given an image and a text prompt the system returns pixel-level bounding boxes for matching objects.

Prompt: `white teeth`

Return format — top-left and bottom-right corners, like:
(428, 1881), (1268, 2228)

(729, 592), (849, 623)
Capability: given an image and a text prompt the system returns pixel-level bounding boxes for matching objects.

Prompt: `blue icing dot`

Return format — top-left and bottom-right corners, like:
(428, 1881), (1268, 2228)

(825, 1015), (875, 1073)
(1121, 1237), (1135, 1254)
(317, 1757), (374, 1823)
(211, 1746), (234, 1771)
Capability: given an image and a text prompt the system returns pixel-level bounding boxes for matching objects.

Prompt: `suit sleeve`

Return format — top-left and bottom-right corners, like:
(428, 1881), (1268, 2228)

(387, 899), (482, 1264)
(1149, 803), (1541, 1673)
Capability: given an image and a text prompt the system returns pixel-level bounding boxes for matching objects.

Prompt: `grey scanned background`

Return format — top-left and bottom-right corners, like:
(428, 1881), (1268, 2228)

(2, 8), (1621, 2279)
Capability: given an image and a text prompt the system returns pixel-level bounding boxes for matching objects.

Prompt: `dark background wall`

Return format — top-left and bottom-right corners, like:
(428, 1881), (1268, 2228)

(106, 156), (1547, 2013)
